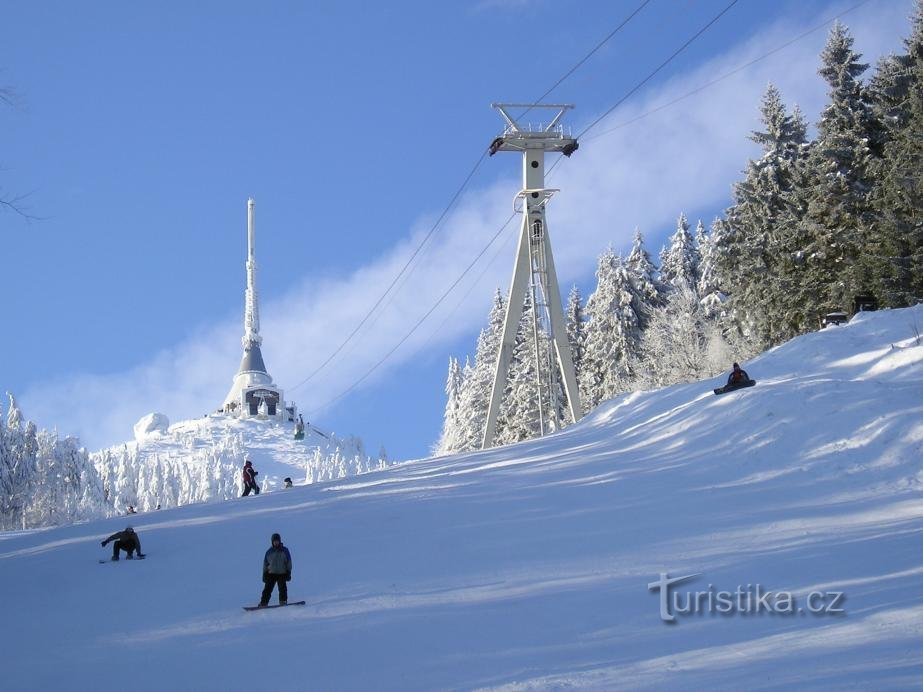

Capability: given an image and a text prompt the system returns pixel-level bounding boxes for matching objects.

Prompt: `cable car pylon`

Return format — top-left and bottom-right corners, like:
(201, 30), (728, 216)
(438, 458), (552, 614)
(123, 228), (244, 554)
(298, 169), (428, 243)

(481, 103), (582, 449)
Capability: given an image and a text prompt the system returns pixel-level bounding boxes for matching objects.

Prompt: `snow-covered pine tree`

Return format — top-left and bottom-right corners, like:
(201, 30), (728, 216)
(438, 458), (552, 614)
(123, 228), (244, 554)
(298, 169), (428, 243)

(580, 250), (642, 409)
(625, 228), (664, 325)
(867, 1), (923, 305)
(796, 22), (875, 313)
(0, 396), (39, 530)
(434, 357), (464, 455)
(565, 285), (586, 386)
(495, 291), (542, 445)
(696, 219), (727, 319)
(451, 289), (506, 452)
(0, 395), (107, 528)
(659, 213), (700, 294)
(718, 83), (809, 346)
(1, 396), (25, 528)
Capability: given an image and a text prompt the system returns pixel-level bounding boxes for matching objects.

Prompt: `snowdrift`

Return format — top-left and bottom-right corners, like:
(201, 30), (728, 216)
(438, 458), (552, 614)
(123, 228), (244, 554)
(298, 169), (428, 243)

(1, 306), (921, 690)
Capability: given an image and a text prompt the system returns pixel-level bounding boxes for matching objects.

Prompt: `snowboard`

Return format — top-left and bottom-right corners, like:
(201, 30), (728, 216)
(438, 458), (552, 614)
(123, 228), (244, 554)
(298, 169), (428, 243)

(243, 600), (306, 611)
(99, 554), (146, 564)
(714, 379), (756, 395)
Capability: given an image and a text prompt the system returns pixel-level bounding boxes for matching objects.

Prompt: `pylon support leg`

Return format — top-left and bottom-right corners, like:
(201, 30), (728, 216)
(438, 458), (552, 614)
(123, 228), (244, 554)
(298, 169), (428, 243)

(482, 214), (531, 449)
(541, 223), (581, 424)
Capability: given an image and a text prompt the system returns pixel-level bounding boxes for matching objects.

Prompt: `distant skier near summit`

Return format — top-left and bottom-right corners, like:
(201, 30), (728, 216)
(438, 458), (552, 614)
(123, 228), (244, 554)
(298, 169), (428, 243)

(242, 459), (260, 496)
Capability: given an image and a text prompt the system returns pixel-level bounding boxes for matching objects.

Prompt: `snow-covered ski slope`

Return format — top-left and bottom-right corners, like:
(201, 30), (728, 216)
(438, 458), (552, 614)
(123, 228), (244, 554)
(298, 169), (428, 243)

(2, 306), (921, 691)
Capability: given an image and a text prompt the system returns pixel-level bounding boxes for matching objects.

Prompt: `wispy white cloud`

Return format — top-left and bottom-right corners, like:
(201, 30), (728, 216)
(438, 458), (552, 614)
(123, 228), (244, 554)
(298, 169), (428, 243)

(20, 1), (912, 452)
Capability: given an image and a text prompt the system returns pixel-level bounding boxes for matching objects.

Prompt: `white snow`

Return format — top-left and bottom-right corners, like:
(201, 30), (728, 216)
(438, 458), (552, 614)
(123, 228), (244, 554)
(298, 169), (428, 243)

(2, 305), (921, 690)
(132, 412), (170, 441)
(92, 414), (385, 514)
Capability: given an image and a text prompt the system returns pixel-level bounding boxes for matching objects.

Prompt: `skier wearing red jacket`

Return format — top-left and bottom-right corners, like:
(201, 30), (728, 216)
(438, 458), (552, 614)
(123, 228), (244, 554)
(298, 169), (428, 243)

(242, 459), (260, 497)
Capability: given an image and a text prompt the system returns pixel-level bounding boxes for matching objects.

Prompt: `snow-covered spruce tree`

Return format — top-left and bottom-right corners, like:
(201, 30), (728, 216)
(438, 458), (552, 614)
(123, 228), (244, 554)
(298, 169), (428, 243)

(796, 22), (876, 314)
(495, 291), (541, 445)
(717, 83), (809, 346)
(23, 430), (106, 527)
(0, 394), (35, 529)
(434, 357), (464, 455)
(580, 250), (643, 409)
(867, 1), (923, 305)
(450, 289), (506, 452)
(696, 219), (728, 319)
(659, 213), (700, 294)
(625, 228), (664, 325)
(0, 394), (107, 529)
(565, 285), (586, 388)
(112, 445), (139, 514)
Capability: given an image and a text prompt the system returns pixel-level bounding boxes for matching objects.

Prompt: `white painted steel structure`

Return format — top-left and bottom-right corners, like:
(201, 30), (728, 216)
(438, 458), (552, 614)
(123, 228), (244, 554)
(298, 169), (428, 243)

(481, 104), (582, 449)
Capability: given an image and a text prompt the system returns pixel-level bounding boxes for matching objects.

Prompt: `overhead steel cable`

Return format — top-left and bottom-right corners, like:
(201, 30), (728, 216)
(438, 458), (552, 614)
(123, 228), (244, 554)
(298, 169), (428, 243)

(305, 213), (518, 417)
(342, 0), (655, 345)
(576, 0), (741, 140)
(329, 2), (655, 382)
(289, 148), (489, 394)
(292, 2), (652, 398)
(520, 0), (653, 117)
(585, 0), (874, 141)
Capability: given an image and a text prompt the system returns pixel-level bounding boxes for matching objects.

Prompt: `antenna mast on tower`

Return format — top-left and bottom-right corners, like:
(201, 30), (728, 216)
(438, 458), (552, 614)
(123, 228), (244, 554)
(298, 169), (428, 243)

(481, 103), (582, 449)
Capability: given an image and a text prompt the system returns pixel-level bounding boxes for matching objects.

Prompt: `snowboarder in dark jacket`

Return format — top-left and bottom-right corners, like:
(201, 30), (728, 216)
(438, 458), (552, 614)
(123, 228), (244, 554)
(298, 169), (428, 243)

(101, 527), (145, 561)
(726, 362), (751, 387)
(242, 460), (260, 496)
(260, 533), (292, 606)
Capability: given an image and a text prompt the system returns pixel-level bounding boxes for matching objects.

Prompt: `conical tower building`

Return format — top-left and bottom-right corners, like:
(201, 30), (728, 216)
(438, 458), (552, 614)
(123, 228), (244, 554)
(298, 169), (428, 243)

(223, 198), (284, 418)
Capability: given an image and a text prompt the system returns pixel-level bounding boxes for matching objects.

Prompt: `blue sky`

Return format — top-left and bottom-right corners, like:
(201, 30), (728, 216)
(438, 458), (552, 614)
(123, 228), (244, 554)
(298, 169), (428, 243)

(1, 0), (914, 459)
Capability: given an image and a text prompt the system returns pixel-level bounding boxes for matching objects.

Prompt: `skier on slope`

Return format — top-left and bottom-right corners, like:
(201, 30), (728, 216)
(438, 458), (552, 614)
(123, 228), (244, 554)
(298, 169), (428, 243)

(726, 362), (751, 387)
(101, 526), (145, 561)
(259, 533), (292, 607)
(241, 459), (260, 497)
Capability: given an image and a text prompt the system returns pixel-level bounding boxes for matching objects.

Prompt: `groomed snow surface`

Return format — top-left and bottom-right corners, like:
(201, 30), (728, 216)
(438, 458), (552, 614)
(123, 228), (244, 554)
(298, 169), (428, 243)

(2, 305), (922, 691)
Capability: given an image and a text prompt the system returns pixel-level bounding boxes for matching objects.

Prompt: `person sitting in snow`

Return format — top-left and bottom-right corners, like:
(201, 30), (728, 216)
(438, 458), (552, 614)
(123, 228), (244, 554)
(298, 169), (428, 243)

(726, 362), (751, 387)
(101, 526), (145, 561)
(242, 459), (260, 497)
(283, 477), (293, 489)
(259, 533), (292, 607)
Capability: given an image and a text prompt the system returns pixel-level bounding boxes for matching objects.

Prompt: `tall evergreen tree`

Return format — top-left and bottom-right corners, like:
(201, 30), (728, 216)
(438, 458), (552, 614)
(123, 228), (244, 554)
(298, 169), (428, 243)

(625, 228), (664, 324)
(868, 1), (923, 304)
(659, 213), (700, 293)
(565, 285), (586, 384)
(697, 219), (727, 319)
(580, 250), (643, 408)
(496, 292), (542, 445)
(797, 22), (875, 312)
(434, 357), (464, 455)
(451, 289), (506, 452)
(718, 83), (809, 345)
